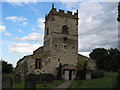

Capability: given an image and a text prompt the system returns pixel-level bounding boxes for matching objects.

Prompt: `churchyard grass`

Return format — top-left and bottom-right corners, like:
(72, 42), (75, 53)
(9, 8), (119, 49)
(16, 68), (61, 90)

(69, 72), (117, 88)
(4, 73), (15, 79)
(12, 80), (64, 88)
(13, 80), (25, 88)
(36, 80), (64, 88)
(4, 73), (64, 88)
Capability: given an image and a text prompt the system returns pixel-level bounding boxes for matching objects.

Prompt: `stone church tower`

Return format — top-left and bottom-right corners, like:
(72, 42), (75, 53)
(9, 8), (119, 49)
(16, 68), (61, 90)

(15, 4), (96, 80)
(44, 4), (78, 67)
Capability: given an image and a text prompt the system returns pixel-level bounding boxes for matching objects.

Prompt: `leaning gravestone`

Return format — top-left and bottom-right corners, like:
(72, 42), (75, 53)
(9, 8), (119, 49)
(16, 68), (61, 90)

(86, 73), (91, 80)
(2, 76), (13, 89)
(25, 77), (36, 90)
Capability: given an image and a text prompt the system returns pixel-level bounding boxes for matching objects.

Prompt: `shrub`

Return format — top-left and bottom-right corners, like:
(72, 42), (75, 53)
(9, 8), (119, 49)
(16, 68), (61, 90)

(57, 63), (62, 80)
(40, 73), (55, 83)
(117, 74), (120, 88)
(91, 70), (104, 79)
(76, 69), (86, 80)
(27, 73), (36, 80)
(117, 68), (120, 74)
(117, 68), (120, 89)
(27, 73), (55, 84)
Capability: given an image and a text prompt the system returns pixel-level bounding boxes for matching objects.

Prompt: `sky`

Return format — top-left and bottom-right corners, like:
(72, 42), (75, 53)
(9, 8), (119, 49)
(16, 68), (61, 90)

(0, 0), (119, 67)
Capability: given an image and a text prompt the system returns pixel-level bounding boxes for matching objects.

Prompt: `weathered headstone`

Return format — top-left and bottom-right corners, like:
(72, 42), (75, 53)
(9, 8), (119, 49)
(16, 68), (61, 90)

(25, 77), (36, 90)
(2, 76), (13, 89)
(86, 73), (91, 80)
(14, 74), (21, 83)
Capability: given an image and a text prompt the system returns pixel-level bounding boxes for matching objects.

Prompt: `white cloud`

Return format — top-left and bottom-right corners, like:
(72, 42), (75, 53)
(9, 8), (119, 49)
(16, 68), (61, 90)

(8, 43), (42, 54)
(37, 18), (45, 29)
(61, 2), (79, 10)
(32, 28), (41, 32)
(18, 29), (23, 33)
(0, 25), (6, 33)
(21, 22), (28, 26)
(15, 33), (44, 42)
(4, 33), (12, 36)
(6, 16), (28, 22)
(6, 16), (28, 26)
(4, 0), (38, 6)
(78, 2), (118, 52)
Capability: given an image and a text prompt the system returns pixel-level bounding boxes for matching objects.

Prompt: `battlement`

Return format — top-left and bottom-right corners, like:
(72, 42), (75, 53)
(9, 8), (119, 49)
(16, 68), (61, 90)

(45, 4), (78, 21)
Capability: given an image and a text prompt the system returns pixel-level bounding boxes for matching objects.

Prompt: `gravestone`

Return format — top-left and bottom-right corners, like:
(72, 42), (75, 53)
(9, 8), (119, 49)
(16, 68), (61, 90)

(2, 76), (13, 89)
(86, 73), (91, 80)
(25, 77), (36, 90)
(14, 74), (21, 83)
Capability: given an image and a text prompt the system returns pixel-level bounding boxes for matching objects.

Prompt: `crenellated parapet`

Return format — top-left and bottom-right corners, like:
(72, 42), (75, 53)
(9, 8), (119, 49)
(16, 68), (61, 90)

(45, 4), (78, 22)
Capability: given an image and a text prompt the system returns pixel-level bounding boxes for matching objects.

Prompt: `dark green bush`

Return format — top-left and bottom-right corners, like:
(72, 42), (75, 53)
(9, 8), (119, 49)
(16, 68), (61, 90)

(117, 69), (120, 89)
(76, 69), (86, 80)
(27, 73), (36, 81)
(27, 73), (55, 84)
(117, 68), (120, 74)
(117, 74), (120, 89)
(40, 73), (55, 83)
(91, 70), (104, 79)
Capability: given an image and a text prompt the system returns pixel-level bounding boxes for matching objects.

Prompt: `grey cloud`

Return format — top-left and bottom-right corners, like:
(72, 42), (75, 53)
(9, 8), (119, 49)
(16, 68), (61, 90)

(77, 2), (118, 53)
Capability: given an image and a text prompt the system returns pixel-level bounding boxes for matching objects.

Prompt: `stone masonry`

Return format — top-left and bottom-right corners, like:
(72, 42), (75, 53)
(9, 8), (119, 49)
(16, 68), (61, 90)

(15, 4), (96, 80)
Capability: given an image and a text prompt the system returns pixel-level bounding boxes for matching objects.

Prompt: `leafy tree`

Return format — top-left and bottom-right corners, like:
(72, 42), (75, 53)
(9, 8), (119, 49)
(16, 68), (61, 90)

(117, 2), (120, 22)
(89, 48), (108, 70)
(107, 48), (120, 71)
(76, 60), (93, 79)
(2, 60), (13, 74)
(76, 60), (85, 79)
(109, 53), (120, 72)
(89, 48), (120, 72)
(76, 60), (84, 70)
(108, 48), (120, 56)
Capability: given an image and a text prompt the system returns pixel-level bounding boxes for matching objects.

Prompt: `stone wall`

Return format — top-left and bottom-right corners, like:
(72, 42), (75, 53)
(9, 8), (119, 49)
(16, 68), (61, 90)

(78, 54), (96, 70)
(15, 5), (96, 80)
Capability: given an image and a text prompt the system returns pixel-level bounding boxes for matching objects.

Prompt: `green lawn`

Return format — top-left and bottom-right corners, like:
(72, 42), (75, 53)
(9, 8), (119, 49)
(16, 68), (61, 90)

(69, 72), (117, 88)
(36, 80), (64, 88)
(4, 73), (15, 80)
(12, 80), (64, 88)
(3, 73), (64, 88)
(13, 80), (25, 88)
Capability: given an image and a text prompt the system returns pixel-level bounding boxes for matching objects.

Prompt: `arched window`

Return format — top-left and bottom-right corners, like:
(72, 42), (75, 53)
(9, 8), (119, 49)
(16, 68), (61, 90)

(35, 59), (42, 69)
(62, 25), (69, 34)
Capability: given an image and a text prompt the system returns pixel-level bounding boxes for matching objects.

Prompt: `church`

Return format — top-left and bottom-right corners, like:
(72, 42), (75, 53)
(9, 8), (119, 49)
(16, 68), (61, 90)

(15, 4), (96, 80)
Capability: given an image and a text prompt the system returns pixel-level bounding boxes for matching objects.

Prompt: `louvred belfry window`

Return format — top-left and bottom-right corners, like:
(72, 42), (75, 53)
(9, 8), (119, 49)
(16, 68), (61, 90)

(62, 25), (69, 34)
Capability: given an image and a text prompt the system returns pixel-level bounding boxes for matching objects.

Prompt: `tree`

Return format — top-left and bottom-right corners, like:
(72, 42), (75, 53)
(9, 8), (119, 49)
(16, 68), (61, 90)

(76, 60), (84, 70)
(57, 63), (62, 80)
(109, 53), (120, 71)
(89, 48), (108, 70)
(108, 48), (120, 71)
(117, 2), (120, 22)
(2, 60), (13, 74)
(76, 60), (93, 79)
(89, 48), (120, 71)
(108, 48), (120, 56)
